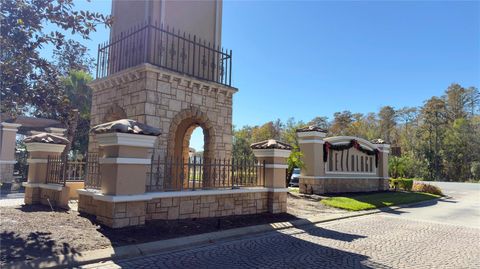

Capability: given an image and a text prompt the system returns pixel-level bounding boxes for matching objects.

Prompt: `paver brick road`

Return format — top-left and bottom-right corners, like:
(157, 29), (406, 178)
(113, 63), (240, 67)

(84, 214), (480, 269)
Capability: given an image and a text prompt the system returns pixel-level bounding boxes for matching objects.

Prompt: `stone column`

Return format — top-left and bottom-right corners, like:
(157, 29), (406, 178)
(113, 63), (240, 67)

(22, 133), (68, 205)
(251, 139), (292, 214)
(296, 126), (328, 194)
(375, 143), (391, 191)
(0, 122), (21, 183)
(96, 132), (157, 195)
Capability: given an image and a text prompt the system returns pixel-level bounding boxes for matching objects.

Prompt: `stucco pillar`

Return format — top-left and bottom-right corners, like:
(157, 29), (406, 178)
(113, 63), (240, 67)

(96, 133), (157, 196)
(296, 126), (328, 194)
(375, 143), (391, 191)
(78, 120), (161, 228)
(22, 133), (68, 205)
(0, 122), (21, 183)
(251, 139), (292, 214)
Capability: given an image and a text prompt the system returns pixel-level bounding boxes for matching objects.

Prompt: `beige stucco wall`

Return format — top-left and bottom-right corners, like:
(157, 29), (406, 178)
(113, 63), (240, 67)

(66, 181), (85, 199)
(110, 0), (221, 46)
(0, 130), (16, 162)
(0, 123), (20, 183)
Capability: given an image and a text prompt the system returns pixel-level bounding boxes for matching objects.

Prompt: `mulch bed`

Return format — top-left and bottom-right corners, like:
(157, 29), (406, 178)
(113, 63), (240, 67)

(0, 192), (343, 265)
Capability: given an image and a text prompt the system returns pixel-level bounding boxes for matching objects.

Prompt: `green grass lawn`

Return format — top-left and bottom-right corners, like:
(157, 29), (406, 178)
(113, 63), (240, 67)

(321, 192), (440, 211)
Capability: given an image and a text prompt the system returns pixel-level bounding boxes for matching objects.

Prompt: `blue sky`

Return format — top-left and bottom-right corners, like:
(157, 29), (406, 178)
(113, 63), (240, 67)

(52, 0), (479, 150)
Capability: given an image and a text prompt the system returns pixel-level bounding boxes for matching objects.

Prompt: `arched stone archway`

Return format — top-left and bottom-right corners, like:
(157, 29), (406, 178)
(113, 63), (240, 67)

(167, 107), (216, 162)
(166, 107), (216, 189)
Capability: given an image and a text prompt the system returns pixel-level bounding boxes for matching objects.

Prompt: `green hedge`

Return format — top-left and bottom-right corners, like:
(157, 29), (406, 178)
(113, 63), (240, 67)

(389, 178), (414, 191)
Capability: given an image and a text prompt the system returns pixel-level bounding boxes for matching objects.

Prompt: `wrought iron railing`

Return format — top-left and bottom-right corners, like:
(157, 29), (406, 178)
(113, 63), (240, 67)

(46, 153), (99, 187)
(96, 22), (233, 87)
(147, 156), (265, 192)
(83, 153), (101, 190)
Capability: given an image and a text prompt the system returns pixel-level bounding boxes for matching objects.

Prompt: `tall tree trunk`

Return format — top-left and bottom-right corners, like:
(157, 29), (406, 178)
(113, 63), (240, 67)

(63, 109), (79, 158)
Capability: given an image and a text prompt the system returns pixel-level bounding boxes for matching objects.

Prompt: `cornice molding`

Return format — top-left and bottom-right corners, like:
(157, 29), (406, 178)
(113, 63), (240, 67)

(88, 63), (238, 97)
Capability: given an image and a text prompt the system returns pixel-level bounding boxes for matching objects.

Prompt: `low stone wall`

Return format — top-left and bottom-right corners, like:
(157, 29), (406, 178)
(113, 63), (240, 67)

(78, 194), (146, 228)
(24, 186), (41, 205)
(268, 192), (287, 213)
(78, 188), (283, 228)
(146, 192), (269, 220)
(300, 177), (389, 194)
(39, 187), (69, 208)
(78, 194), (97, 215)
(24, 184), (69, 209)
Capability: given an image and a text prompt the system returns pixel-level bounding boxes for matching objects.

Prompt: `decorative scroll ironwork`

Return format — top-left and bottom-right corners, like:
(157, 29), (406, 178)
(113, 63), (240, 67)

(96, 22), (233, 87)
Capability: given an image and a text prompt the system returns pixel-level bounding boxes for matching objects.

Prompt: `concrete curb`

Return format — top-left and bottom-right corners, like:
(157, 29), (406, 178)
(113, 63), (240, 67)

(6, 197), (441, 269)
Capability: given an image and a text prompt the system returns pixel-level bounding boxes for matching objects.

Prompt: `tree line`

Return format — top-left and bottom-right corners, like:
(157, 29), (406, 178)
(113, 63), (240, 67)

(2, 1), (479, 181)
(233, 84), (480, 182)
(1, 0), (111, 155)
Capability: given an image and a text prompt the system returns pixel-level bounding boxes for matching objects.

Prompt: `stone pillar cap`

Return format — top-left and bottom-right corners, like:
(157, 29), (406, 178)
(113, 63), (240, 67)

(296, 126), (328, 133)
(250, 139), (292, 150)
(91, 119), (161, 136)
(23, 132), (69, 145)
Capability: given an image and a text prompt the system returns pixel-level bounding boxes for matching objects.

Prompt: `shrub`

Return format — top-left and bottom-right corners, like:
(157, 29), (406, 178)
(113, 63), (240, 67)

(389, 178), (414, 191)
(389, 155), (416, 178)
(471, 162), (480, 180)
(412, 182), (443, 196)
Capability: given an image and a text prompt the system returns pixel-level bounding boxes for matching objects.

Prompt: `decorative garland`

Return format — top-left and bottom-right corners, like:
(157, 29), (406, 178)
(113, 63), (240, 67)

(323, 139), (380, 168)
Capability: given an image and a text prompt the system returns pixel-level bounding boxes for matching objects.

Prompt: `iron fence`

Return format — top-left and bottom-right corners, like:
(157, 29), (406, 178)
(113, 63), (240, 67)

(147, 156), (265, 192)
(97, 22), (233, 87)
(83, 153), (101, 190)
(46, 153), (100, 187)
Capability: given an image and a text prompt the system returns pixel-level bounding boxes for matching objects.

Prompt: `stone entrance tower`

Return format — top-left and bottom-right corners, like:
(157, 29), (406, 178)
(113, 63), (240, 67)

(89, 0), (235, 162)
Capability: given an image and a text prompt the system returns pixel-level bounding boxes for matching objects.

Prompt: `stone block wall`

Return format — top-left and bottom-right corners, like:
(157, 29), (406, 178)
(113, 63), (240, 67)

(267, 192), (287, 214)
(146, 192), (269, 221)
(78, 194), (146, 228)
(24, 187), (40, 205)
(88, 64), (236, 161)
(299, 178), (324, 194)
(39, 187), (69, 209)
(300, 178), (390, 194)
(78, 190), (272, 228)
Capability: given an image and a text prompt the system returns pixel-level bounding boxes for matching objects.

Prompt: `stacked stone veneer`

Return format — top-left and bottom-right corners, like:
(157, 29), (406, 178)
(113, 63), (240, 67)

(78, 191), (274, 228)
(300, 178), (388, 194)
(146, 192), (269, 220)
(78, 195), (146, 228)
(88, 63), (236, 160)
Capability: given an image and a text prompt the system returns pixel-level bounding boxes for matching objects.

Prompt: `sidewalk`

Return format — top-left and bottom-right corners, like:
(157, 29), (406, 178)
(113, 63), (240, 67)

(0, 197), (24, 208)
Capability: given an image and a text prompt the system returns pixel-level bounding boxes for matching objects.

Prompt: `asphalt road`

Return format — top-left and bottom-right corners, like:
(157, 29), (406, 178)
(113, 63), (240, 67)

(381, 181), (480, 228)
